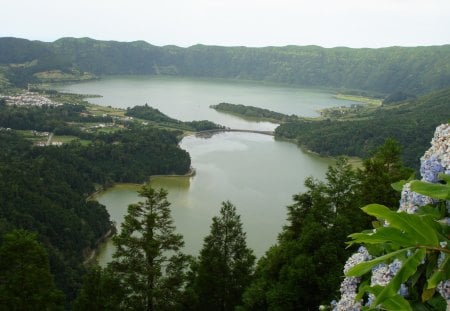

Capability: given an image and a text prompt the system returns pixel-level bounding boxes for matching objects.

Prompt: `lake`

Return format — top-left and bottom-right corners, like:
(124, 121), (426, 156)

(54, 75), (356, 130)
(54, 76), (352, 264)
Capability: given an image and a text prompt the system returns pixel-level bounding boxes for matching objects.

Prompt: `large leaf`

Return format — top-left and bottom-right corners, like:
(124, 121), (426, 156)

(374, 248), (426, 306)
(362, 204), (440, 247)
(346, 248), (411, 277)
(349, 227), (416, 247)
(410, 181), (450, 200)
(365, 285), (412, 311)
(381, 295), (413, 311)
(426, 256), (450, 289)
(438, 173), (450, 183)
(391, 174), (415, 192)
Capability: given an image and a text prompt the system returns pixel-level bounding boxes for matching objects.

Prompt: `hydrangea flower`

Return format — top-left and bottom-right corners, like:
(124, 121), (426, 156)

(333, 124), (450, 309)
(333, 247), (371, 311)
(398, 182), (433, 214)
(420, 155), (445, 183)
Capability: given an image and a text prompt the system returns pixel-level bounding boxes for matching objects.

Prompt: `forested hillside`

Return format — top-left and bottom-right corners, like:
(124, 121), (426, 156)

(0, 101), (191, 302)
(1, 37), (450, 95)
(276, 87), (450, 169)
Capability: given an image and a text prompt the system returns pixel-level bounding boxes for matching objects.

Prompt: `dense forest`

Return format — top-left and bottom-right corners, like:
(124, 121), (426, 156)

(276, 87), (450, 169)
(125, 104), (224, 131)
(210, 102), (296, 123)
(1, 37), (450, 95)
(0, 102), (191, 303)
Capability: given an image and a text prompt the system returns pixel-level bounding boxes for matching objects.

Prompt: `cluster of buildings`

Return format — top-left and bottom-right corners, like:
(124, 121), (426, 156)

(1, 92), (60, 107)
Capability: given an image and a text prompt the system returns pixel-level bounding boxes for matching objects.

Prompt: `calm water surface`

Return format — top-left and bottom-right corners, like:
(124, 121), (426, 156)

(56, 77), (350, 264)
(54, 76), (355, 131)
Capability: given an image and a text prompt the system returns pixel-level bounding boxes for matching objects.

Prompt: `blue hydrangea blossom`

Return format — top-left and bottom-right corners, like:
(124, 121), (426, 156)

(333, 124), (450, 310)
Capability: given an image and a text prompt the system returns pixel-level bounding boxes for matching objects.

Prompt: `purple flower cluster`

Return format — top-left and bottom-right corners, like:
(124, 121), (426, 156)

(421, 123), (450, 177)
(420, 155), (445, 183)
(332, 124), (450, 310)
(398, 182), (433, 214)
(332, 247), (371, 311)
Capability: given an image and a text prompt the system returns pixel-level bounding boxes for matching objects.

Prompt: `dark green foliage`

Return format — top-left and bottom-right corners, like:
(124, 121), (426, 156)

(126, 104), (179, 124)
(109, 184), (189, 311)
(72, 266), (124, 311)
(241, 159), (369, 310)
(190, 201), (256, 311)
(183, 120), (224, 131)
(126, 104), (224, 131)
(275, 87), (450, 169)
(383, 91), (416, 105)
(241, 144), (412, 310)
(0, 230), (64, 310)
(1, 37), (450, 95)
(80, 127), (191, 183)
(0, 103), (191, 302)
(0, 132), (111, 299)
(211, 102), (296, 122)
(358, 139), (413, 208)
(0, 102), (109, 135)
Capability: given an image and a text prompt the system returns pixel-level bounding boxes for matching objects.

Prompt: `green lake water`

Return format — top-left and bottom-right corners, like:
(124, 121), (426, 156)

(54, 76), (353, 263)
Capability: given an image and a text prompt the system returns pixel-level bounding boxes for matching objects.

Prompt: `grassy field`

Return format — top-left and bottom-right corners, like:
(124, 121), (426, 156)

(86, 104), (126, 117)
(333, 93), (383, 106)
(52, 135), (91, 145)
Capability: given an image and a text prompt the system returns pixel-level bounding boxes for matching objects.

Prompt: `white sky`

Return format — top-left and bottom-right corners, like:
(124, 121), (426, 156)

(2, 0), (450, 48)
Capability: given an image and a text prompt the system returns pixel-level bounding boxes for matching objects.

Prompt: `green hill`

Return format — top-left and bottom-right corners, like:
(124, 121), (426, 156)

(275, 87), (450, 168)
(1, 37), (450, 95)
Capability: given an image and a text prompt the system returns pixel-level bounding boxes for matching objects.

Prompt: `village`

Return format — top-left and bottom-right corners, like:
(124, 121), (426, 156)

(0, 91), (61, 107)
(0, 91), (131, 147)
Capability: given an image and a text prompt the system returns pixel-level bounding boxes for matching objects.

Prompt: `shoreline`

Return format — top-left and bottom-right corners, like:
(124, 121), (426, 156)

(83, 227), (116, 265)
(84, 167), (196, 265)
(87, 167), (196, 201)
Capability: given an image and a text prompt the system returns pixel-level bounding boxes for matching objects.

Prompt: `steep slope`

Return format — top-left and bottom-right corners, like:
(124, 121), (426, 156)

(1, 37), (450, 95)
(275, 87), (450, 168)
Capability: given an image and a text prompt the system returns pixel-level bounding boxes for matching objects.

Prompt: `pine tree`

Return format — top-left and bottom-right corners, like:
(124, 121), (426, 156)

(109, 183), (188, 311)
(358, 138), (413, 208)
(0, 230), (64, 311)
(193, 201), (255, 311)
(241, 159), (367, 310)
(72, 266), (124, 311)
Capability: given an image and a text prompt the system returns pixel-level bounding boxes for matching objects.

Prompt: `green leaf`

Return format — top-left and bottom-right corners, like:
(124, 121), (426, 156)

(349, 227), (416, 247)
(426, 256), (449, 289)
(410, 180), (450, 200)
(381, 294), (412, 311)
(391, 174), (416, 192)
(438, 173), (450, 183)
(366, 286), (412, 310)
(346, 248), (411, 277)
(426, 295), (448, 311)
(392, 180), (408, 192)
(374, 248), (426, 307)
(416, 205), (443, 220)
(356, 280), (371, 301)
(362, 204), (440, 247)
(421, 287), (435, 302)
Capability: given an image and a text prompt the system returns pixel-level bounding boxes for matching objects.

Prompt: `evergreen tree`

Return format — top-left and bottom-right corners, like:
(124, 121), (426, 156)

(358, 138), (413, 208)
(241, 159), (367, 310)
(109, 183), (189, 311)
(192, 201), (255, 311)
(72, 266), (124, 311)
(0, 230), (64, 311)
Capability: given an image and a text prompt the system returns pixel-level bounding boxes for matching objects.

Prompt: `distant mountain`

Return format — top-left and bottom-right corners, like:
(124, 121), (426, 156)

(1, 37), (450, 95)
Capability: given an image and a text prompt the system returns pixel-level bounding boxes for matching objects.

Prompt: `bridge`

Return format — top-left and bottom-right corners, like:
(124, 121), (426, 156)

(195, 128), (275, 136)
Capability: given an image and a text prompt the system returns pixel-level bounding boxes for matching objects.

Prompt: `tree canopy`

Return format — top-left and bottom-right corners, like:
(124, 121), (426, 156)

(109, 184), (189, 311)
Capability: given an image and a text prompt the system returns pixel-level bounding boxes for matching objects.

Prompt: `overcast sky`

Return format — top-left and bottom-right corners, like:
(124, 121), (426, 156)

(2, 0), (450, 48)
